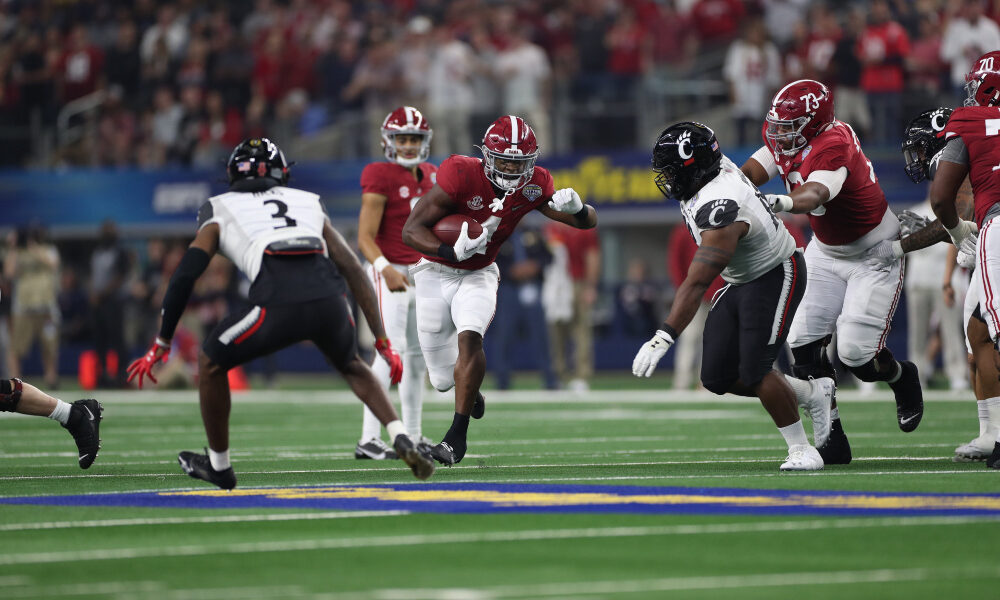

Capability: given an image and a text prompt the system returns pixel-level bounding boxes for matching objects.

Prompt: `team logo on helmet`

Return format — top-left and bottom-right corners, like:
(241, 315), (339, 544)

(677, 131), (693, 160)
(929, 109), (948, 132)
(522, 184), (542, 201)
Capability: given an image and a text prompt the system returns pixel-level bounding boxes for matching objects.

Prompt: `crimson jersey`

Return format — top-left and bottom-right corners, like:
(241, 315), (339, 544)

(360, 161), (437, 264)
(942, 106), (1000, 227)
(432, 154), (554, 270)
(766, 120), (887, 246)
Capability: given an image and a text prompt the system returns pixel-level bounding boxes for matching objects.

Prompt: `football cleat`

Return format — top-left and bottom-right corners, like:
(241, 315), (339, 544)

(471, 392), (486, 420)
(802, 377), (834, 447)
(954, 436), (994, 462)
(63, 399), (103, 469)
(780, 444), (824, 471)
(354, 437), (398, 460)
(178, 449), (237, 490)
(817, 419), (852, 465)
(987, 442), (1000, 470)
(890, 361), (924, 432)
(392, 434), (435, 480)
(429, 441), (466, 466)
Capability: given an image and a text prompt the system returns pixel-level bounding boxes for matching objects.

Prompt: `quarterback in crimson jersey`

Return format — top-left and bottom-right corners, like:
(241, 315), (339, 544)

(402, 115), (598, 466)
(741, 79), (924, 467)
(354, 107), (438, 460)
(930, 51), (1000, 469)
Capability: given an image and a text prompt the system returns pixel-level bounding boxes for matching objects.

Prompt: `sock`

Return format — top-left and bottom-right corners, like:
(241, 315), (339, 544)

(385, 419), (406, 443)
(360, 405), (382, 442)
(209, 449), (231, 471)
(443, 412), (470, 445)
(978, 400), (990, 438)
(830, 407), (840, 421)
(784, 375), (813, 405)
(887, 361), (903, 384)
(400, 353), (426, 439)
(48, 399), (71, 425)
(778, 420), (809, 449)
(985, 397), (1000, 442)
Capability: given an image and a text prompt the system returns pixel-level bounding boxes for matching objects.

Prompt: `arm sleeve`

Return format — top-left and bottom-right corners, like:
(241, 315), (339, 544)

(750, 146), (779, 179)
(805, 167), (849, 200)
(938, 137), (969, 166)
(158, 247), (211, 341)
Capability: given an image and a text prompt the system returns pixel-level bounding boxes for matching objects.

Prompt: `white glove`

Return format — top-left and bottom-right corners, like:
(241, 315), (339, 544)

(946, 219), (978, 247)
(480, 215), (501, 244)
(766, 194), (793, 213)
(898, 210), (930, 237)
(548, 188), (584, 213)
(957, 232), (978, 269)
(632, 330), (675, 378)
(453, 221), (489, 262)
(862, 239), (904, 271)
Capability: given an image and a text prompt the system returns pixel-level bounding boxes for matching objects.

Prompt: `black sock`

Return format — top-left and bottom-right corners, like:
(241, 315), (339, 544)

(443, 412), (470, 446)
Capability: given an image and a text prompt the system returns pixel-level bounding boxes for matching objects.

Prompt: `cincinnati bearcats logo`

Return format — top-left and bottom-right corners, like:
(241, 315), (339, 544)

(677, 131), (693, 159)
(930, 109), (948, 132)
(708, 199), (728, 226)
(468, 195), (484, 210)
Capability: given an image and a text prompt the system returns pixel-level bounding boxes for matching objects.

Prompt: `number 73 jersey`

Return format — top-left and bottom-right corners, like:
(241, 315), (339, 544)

(943, 106), (1000, 227)
(198, 186), (330, 282)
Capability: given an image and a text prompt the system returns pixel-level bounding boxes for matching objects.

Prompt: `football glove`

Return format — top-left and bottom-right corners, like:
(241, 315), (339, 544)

(957, 232), (978, 269)
(480, 215), (501, 243)
(766, 194), (793, 213)
(897, 210), (930, 237)
(946, 219), (978, 247)
(548, 188), (584, 214)
(862, 239), (904, 271)
(632, 330), (675, 378)
(374, 337), (403, 385)
(453, 221), (489, 262)
(127, 338), (171, 389)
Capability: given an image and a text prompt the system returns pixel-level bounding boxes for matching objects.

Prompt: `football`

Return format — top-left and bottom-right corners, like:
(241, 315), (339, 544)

(432, 214), (483, 246)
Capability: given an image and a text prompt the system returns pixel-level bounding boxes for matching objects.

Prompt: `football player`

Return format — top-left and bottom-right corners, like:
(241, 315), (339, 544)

(354, 107), (436, 460)
(632, 122), (832, 471)
(741, 79), (924, 466)
(127, 138), (435, 488)
(929, 51), (1000, 469)
(401, 115), (597, 466)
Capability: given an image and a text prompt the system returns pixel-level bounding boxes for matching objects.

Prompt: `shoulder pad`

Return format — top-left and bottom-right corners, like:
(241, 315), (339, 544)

(695, 198), (740, 230)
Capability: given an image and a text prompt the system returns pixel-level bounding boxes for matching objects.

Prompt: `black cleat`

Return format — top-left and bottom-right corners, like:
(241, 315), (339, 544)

(471, 392), (486, 420)
(178, 449), (237, 490)
(430, 441), (466, 466)
(817, 419), (852, 465)
(392, 434), (435, 480)
(890, 361), (923, 432)
(63, 399), (102, 469)
(988, 442), (1000, 470)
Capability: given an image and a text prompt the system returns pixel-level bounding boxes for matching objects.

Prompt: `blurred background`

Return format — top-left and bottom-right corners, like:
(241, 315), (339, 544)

(0, 0), (990, 392)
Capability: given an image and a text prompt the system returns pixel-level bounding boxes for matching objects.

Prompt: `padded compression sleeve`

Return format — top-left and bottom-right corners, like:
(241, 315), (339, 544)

(158, 247), (211, 341)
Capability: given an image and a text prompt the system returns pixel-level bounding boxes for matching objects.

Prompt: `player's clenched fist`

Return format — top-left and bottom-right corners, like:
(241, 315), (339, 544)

(548, 188), (583, 213)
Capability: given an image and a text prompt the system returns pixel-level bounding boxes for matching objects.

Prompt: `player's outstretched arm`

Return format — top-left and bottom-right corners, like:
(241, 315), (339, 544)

(323, 221), (387, 341)
(537, 188), (597, 229)
(930, 159), (975, 242)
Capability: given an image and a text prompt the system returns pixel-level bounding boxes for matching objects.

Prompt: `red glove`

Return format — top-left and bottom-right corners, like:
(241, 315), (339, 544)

(375, 337), (403, 385)
(127, 338), (171, 389)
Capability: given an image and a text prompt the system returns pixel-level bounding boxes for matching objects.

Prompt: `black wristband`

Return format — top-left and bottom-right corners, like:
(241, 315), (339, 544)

(437, 243), (457, 262)
(159, 247), (211, 340)
(660, 324), (679, 340)
(572, 205), (589, 224)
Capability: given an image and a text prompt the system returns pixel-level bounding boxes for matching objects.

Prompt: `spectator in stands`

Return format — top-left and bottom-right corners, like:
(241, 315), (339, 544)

(723, 18), (781, 146)
(495, 27), (552, 150)
(426, 25), (477, 157)
(5, 225), (60, 389)
(762, 0), (811, 50)
(906, 12), (947, 106)
(343, 31), (403, 157)
(831, 5), (872, 141)
(89, 220), (130, 388)
(690, 0), (745, 47)
(571, 0), (614, 99)
(56, 24), (104, 105)
(104, 21), (141, 106)
(614, 258), (659, 338)
(604, 6), (649, 103)
(139, 4), (188, 63)
(941, 0), (1000, 101)
(58, 268), (90, 346)
(858, 0), (910, 143)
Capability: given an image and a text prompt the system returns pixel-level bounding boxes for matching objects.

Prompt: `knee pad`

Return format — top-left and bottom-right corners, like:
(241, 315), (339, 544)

(790, 336), (835, 380)
(848, 347), (897, 382)
(427, 367), (454, 393)
(0, 378), (23, 412)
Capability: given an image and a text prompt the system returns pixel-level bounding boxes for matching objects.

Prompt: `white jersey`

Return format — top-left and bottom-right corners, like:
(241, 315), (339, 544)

(198, 185), (330, 282)
(679, 156), (796, 284)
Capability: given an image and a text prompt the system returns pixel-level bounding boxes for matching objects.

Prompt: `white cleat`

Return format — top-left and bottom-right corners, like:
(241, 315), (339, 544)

(800, 377), (834, 448)
(954, 436), (994, 462)
(780, 444), (825, 471)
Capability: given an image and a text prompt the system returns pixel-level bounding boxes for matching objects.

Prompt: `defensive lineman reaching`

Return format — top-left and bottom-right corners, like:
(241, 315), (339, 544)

(127, 138), (434, 487)
(741, 79), (923, 465)
(354, 106), (436, 460)
(402, 115), (598, 465)
(632, 122), (832, 471)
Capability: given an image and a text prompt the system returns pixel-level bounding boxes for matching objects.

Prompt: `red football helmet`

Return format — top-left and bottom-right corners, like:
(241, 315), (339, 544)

(765, 79), (835, 156)
(381, 106), (432, 167)
(479, 115), (538, 192)
(964, 51), (1000, 107)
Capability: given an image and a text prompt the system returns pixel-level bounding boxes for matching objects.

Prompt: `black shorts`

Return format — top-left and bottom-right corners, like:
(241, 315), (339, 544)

(203, 295), (359, 371)
(700, 250), (806, 393)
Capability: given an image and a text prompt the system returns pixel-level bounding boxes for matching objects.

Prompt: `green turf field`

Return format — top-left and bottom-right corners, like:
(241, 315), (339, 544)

(2, 384), (999, 599)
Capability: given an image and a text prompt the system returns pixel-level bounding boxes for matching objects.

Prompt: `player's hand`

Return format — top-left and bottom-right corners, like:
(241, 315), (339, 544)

(381, 266), (409, 292)
(453, 221), (488, 262)
(549, 188), (583, 213)
(481, 215), (501, 243)
(375, 337), (403, 384)
(862, 239), (903, 271)
(898, 210), (930, 237)
(957, 232), (978, 270)
(766, 194), (793, 213)
(127, 338), (171, 389)
(946, 220), (978, 247)
(632, 330), (675, 378)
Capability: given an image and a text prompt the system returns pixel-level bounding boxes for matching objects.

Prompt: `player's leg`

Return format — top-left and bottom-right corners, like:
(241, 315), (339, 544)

(2, 377), (102, 469)
(956, 311), (999, 460)
(400, 289), (428, 441)
(972, 217), (1000, 467)
(413, 264), (459, 394)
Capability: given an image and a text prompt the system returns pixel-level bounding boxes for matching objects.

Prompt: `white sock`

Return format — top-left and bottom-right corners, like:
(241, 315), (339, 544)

(830, 406), (840, 421)
(784, 375), (812, 405)
(400, 353), (426, 439)
(47, 399), (71, 425)
(778, 420), (809, 449)
(386, 419), (406, 443)
(209, 449), (231, 471)
(978, 400), (990, 437)
(985, 397), (1000, 442)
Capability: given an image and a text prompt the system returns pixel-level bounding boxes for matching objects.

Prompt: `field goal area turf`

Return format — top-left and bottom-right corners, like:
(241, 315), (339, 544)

(2, 387), (999, 599)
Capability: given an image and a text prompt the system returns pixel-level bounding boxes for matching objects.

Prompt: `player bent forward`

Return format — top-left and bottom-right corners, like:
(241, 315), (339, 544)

(632, 122), (833, 471)
(127, 137), (434, 488)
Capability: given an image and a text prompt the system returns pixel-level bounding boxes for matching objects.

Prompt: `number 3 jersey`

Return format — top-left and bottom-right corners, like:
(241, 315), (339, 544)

(198, 183), (345, 304)
(942, 106), (1000, 227)
(679, 156), (796, 285)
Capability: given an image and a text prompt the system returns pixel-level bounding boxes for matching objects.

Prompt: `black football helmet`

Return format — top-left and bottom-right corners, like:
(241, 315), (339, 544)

(226, 137), (290, 185)
(901, 108), (952, 183)
(651, 122), (722, 201)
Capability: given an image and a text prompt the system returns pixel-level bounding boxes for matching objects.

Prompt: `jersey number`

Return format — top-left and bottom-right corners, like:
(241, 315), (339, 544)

(986, 119), (1000, 136)
(263, 199), (297, 229)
